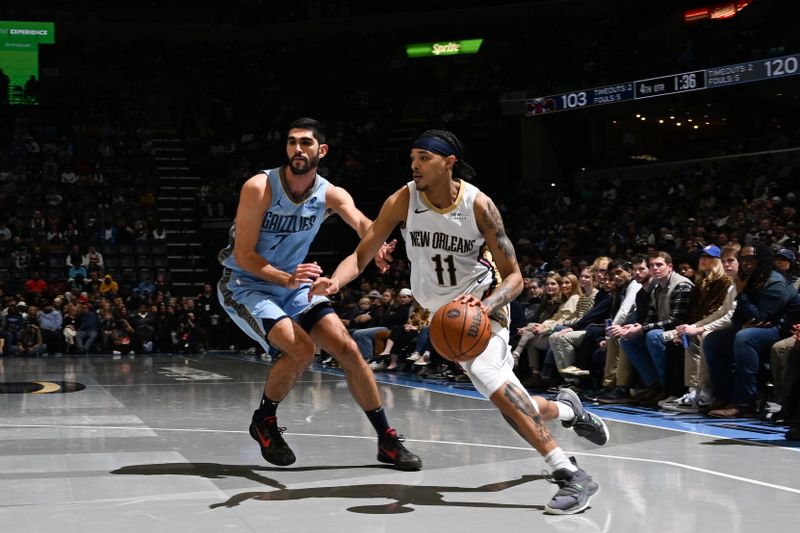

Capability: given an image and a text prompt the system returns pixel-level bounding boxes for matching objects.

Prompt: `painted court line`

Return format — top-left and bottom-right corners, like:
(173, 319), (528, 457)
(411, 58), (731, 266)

(2, 423), (798, 495)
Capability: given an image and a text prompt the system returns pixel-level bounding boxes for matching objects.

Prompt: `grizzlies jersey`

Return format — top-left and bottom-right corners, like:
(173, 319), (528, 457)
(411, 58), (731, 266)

(219, 167), (328, 276)
(401, 180), (494, 312)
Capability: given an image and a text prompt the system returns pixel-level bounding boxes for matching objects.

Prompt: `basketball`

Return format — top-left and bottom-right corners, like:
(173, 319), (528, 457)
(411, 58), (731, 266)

(429, 300), (492, 362)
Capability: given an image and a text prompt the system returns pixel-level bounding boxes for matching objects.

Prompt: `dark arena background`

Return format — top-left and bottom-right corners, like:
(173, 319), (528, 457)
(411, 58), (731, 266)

(1, 1), (799, 531)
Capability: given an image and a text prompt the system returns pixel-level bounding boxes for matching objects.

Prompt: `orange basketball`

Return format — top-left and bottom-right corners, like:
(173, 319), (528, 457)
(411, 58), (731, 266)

(429, 300), (492, 362)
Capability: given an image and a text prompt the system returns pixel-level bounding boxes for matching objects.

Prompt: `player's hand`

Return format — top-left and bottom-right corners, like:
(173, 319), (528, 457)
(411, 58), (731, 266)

(455, 294), (490, 315)
(308, 276), (340, 299)
(288, 262), (322, 289)
(374, 239), (397, 273)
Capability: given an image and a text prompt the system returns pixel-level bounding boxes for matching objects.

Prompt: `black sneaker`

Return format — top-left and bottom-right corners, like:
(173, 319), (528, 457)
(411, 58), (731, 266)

(378, 428), (422, 471)
(249, 414), (296, 466)
(556, 388), (610, 446)
(597, 386), (632, 404)
(544, 458), (599, 515)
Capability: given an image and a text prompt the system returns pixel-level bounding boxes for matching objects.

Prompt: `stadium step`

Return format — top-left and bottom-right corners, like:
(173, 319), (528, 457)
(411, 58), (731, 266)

(150, 134), (211, 295)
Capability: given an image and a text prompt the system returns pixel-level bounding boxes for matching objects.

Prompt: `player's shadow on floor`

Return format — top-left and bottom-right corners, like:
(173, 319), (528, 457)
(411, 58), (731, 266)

(111, 462), (391, 490)
(110, 463), (546, 514)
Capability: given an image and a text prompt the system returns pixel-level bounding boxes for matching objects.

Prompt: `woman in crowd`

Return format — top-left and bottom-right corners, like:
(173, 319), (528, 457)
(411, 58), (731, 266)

(512, 272), (564, 388)
(665, 245), (734, 412)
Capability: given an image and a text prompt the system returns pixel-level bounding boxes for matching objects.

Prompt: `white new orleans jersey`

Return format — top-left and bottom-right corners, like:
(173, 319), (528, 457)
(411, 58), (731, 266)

(401, 179), (495, 313)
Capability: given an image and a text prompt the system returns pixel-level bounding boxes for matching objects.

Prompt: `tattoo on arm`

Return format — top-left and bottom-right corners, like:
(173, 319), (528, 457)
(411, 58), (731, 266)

(502, 383), (553, 445)
(483, 285), (515, 313)
(482, 199), (517, 264)
(481, 198), (520, 312)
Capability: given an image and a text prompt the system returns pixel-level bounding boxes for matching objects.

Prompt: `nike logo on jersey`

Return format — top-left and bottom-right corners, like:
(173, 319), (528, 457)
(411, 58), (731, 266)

(476, 272), (489, 284)
(414, 208), (430, 214)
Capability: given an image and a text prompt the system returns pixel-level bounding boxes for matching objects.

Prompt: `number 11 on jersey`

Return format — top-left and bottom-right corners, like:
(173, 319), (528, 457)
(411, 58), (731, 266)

(432, 254), (457, 286)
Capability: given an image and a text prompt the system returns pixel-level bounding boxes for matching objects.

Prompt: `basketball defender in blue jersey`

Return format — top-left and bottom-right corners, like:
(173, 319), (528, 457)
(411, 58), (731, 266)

(218, 118), (420, 471)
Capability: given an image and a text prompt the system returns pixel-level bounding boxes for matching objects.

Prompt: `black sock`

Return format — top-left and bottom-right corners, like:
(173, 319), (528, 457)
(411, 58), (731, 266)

(254, 392), (279, 421)
(365, 406), (391, 437)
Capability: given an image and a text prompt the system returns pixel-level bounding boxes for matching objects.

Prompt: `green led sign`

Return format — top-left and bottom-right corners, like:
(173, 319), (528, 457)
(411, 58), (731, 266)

(0, 21), (55, 105)
(406, 39), (483, 58)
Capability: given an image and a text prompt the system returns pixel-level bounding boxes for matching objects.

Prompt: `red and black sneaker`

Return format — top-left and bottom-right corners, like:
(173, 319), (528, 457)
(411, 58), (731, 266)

(249, 415), (296, 466)
(378, 428), (422, 471)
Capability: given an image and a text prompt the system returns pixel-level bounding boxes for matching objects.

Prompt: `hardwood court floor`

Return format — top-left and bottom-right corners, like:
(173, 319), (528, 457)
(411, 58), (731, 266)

(1, 353), (798, 533)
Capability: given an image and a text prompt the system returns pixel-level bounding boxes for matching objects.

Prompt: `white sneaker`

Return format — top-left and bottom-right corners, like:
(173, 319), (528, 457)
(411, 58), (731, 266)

(657, 395), (680, 408)
(560, 366), (590, 377)
(414, 354), (430, 366)
(662, 390), (698, 412)
(407, 351), (421, 362)
(369, 361), (387, 371)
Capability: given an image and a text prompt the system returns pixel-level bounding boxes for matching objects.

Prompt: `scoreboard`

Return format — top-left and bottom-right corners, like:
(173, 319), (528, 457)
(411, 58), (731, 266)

(526, 53), (800, 116)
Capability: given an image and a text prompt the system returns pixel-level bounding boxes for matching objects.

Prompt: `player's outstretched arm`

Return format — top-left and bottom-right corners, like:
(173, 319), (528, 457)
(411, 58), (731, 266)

(326, 184), (396, 272)
(234, 174), (322, 287)
(310, 187), (409, 298)
(473, 192), (523, 313)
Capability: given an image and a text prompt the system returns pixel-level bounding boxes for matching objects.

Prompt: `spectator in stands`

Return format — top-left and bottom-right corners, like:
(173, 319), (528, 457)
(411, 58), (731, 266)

(705, 244), (800, 417)
(83, 246), (104, 274)
(404, 297), (432, 366)
(112, 306), (135, 355)
(3, 302), (28, 349)
(30, 210), (46, 241)
(75, 301), (99, 354)
(28, 245), (46, 274)
(9, 323), (47, 357)
(99, 274), (119, 296)
(153, 273), (172, 297)
(69, 275), (88, 295)
(549, 262), (614, 379)
(177, 311), (205, 353)
(100, 220), (118, 245)
(676, 259), (697, 283)
(130, 303), (156, 352)
(38, 300), (63, 355)
(518, 273), (581, 382)
(620, 252), (694, 406)
(98, 309), (116, 353)
(155, 304), (180, 352)
(61, 304), (78, 353)
(347, 296), (381, 360)
(85, 271), (102, 295)
(24, 271), (48, 304)
(514, 272), (563, 388)
(68, 263), (88, 285)
(11, 245), (29, 278)
(775, 248), (799, 288)
(369, 288), (415, 371)
(594, 258), (643, 403)
(137, 272), (156, 296)
(663, 245), (732, 413)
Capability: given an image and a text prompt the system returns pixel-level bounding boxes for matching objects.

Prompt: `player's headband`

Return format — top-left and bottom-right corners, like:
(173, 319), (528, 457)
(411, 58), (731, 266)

(411, 135), (461, 160)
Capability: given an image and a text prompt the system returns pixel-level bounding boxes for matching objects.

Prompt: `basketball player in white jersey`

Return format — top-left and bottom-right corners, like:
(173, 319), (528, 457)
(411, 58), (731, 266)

(310, 129), (608, 514)
(219, 118), (420, 471)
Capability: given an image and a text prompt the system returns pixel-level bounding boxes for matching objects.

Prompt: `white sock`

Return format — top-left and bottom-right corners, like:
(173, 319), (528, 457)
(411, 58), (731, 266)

(544, 447), (577, 473)
(555, 401), (576, 422)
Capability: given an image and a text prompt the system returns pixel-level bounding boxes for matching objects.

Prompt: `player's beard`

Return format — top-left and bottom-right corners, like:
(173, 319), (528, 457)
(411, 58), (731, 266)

(288, 152), (320, 175)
